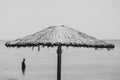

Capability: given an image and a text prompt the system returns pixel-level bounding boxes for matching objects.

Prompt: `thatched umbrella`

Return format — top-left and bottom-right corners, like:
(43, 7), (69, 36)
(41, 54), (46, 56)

(5, 25), (114, 80)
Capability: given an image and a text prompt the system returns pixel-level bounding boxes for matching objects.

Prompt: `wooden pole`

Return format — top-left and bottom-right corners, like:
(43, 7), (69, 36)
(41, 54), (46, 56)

(57, 45), (62, 80)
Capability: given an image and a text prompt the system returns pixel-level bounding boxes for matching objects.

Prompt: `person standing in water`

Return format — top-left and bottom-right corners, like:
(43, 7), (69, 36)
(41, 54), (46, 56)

(21, 58), (26, 75)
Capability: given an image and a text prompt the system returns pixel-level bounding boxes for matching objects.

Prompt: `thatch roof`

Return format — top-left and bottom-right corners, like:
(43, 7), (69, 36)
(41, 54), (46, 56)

(5, 25), (114, 49)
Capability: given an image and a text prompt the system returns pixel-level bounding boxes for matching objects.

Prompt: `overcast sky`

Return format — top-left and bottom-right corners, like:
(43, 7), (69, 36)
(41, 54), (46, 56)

(0, 0), (120, 40)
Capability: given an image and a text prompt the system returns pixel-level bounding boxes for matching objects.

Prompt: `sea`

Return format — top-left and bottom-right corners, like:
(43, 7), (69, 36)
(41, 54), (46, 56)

(0, 40), (120, 80)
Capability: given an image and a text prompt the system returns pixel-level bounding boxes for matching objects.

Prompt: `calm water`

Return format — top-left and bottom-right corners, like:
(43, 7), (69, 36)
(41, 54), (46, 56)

(0, 40), (120, 80)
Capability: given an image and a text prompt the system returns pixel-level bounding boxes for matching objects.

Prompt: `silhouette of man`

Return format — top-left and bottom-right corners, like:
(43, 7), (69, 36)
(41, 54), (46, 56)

(21, 58), (26, 75)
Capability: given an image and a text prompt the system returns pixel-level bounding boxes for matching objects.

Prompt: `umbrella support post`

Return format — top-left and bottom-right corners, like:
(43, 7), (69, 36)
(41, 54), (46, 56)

(57, 45), (62, 80)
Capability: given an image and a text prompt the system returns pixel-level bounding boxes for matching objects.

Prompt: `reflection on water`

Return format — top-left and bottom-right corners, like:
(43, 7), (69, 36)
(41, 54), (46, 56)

(0, 40), (120, 80)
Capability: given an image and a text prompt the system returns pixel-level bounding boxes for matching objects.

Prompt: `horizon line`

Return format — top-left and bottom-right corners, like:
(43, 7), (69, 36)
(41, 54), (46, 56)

(0, 39), (120, 41)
